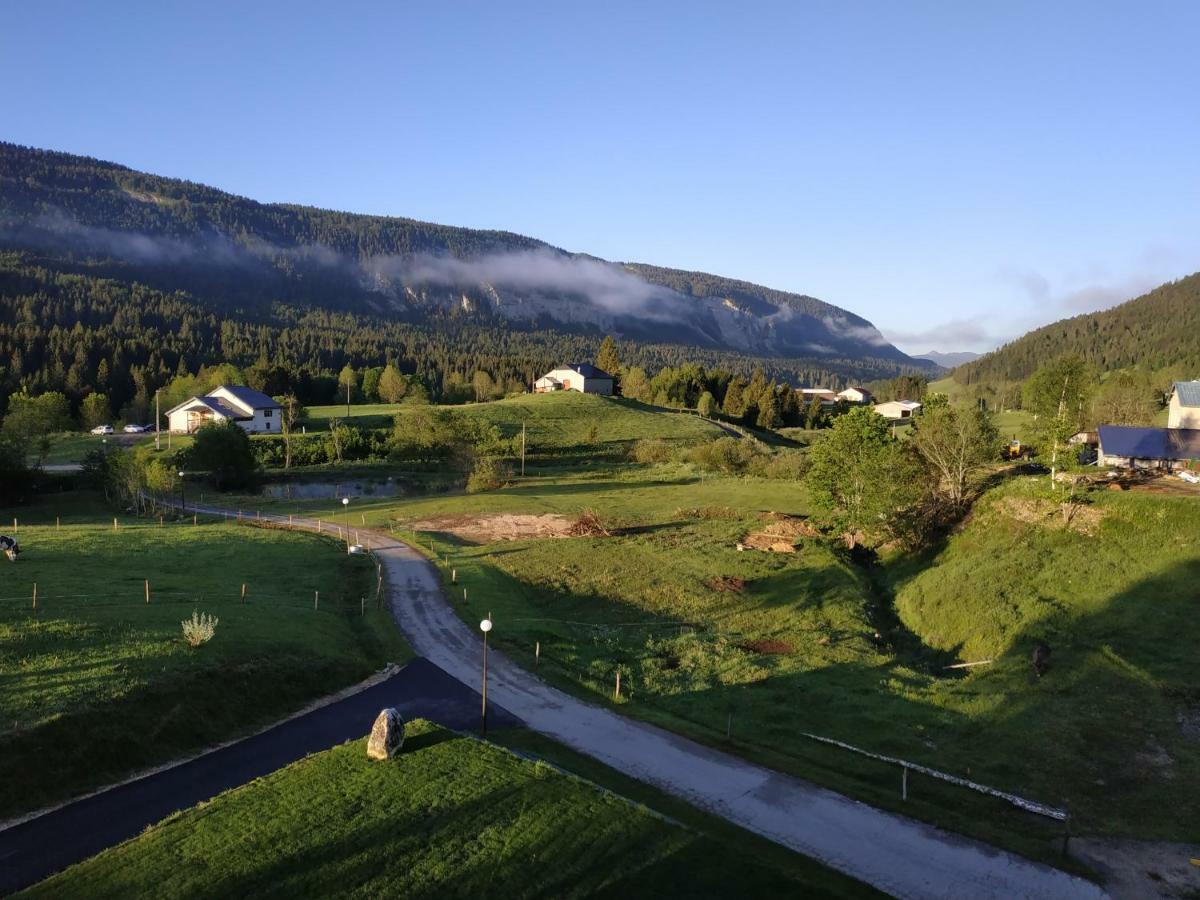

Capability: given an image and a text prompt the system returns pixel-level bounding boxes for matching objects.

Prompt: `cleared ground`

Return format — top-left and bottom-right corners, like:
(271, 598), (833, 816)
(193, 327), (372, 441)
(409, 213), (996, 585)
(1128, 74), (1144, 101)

(0, 493), (407, 820)
(18, 720), (875, 899)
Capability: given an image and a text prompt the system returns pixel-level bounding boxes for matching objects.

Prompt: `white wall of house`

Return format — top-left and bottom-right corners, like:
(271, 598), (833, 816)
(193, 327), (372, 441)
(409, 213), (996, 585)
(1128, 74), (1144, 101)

(1168, 393), (1200, 429)
(874, 400), (922, 419)
(537, 368), (613, 395)
(839, 388), (872, 403)
(208, 386), (280, 433)
(167, 401), (232, 434)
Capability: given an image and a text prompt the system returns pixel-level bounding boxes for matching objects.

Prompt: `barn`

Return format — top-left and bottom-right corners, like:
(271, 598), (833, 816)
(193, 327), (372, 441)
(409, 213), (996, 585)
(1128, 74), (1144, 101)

(1097, 425), (1200, 471)
(534, 364), (614, 396)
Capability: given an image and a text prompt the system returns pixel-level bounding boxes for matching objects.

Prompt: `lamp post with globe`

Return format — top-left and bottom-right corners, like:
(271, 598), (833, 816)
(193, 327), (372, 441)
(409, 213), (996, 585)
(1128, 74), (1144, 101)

(178, 470), (186, 512)
(341, 496), (350, 552)
(480, 616), (493, 736)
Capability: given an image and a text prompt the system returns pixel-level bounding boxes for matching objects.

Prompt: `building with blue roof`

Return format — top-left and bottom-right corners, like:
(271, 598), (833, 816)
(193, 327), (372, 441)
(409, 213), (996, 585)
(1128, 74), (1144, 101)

(1098, 425), (1200, 471)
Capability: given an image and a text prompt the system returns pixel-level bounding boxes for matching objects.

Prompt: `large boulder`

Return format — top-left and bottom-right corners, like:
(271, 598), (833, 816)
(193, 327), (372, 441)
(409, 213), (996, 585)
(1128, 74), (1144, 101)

(366, 708), (405, 760)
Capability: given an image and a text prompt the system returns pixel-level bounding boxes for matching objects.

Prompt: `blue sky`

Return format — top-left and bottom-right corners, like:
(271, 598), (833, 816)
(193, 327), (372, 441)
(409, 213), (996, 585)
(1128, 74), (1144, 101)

(4, 1), (1198, 354)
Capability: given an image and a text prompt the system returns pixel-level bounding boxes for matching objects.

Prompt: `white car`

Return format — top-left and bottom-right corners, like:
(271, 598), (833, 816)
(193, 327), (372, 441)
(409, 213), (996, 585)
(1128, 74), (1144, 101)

(123, 423), (149, 433)
(90, 424), (114, 435)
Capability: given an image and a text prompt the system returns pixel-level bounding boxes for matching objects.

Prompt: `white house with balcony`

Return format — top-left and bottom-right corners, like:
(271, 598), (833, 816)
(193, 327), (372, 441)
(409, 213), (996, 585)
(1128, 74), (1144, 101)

(166, 385), (282, 434)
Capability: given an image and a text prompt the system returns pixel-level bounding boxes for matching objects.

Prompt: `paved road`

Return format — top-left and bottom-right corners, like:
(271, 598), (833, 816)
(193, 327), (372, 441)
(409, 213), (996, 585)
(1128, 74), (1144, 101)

(0, 659), (515, 895)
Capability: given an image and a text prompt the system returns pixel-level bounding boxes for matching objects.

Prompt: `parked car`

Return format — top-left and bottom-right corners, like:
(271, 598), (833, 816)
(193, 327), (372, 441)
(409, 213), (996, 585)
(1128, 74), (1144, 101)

(123, 423), (149, 433)
(90, 424), (114, 435)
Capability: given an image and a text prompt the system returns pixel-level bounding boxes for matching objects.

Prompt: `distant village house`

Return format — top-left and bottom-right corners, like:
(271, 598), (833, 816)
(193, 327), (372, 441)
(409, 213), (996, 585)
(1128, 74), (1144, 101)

(874, 399), (922, 420)
(798, 388), (838, 405)
(535, 364), (614, 396)
(838, 387), (874, 404)
(166, 385), (282, 434)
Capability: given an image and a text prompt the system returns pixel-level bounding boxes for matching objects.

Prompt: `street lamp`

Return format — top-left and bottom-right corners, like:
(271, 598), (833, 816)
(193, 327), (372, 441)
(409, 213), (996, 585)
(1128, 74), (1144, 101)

(341, 496), (350, 552)
(178, 470), (186, 511)
(479, 615), (493, 736)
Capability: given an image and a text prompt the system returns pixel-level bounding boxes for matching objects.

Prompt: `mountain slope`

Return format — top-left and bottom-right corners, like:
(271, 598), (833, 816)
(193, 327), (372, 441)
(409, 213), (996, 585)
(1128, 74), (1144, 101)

(0, 141), (926, 368)
(915, 350), (979, 368)
(953, 274), (1200, 387)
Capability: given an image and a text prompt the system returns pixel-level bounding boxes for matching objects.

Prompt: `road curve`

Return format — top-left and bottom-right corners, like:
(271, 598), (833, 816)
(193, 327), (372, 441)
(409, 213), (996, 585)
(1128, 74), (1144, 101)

(186, 502), (1107, 900)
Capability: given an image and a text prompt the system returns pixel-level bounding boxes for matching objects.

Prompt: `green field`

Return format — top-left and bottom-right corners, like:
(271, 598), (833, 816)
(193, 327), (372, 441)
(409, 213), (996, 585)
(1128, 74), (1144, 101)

(0, 493), (408, 819)
(307, 393), (724, 451)
(20, 720), (874, 899)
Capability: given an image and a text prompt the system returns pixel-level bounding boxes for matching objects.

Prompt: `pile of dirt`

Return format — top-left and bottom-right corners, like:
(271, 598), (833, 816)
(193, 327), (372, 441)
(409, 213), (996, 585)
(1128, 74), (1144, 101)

(706, 575), (746, 593)
(996, 496), (1106, 536)
(739, 637), (794, 655)
(408, 513), (575, 543)
(738, 513), (819, 553)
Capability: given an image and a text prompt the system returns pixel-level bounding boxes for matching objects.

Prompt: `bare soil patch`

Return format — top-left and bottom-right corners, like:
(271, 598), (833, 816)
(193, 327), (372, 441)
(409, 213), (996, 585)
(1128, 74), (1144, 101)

(996, 496), (1106, 535)
(409, 513), (575, 543)
(739, 637), (794, 655)
(706, 575), (746, 593)
(738, 512), (819, 553)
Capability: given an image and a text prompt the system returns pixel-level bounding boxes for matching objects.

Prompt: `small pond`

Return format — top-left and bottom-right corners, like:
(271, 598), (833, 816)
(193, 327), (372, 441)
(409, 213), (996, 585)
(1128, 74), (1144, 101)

(261, 480), (404, 500)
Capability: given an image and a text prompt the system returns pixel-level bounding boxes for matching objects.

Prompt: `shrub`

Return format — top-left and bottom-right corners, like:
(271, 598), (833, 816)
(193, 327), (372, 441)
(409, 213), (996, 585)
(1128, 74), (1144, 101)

(466, 456), (512, 493)
(629, 438), (673, 464)
(181, 610), (219, 647)
(684, 437), (761, 474)
(750, 449), (810, 480)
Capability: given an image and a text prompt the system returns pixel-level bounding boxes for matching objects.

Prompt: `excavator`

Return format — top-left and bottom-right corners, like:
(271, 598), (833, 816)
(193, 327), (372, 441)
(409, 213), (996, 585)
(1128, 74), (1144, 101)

(1005, 437), (1031, 460)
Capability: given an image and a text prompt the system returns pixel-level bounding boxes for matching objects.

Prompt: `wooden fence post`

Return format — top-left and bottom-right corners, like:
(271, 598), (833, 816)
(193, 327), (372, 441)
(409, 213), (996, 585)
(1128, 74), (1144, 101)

(113, 517), (118, 531)
(32, 582), (37, 611)
(361, 596), (365, 616)
(614, 670), (621, 700)
(535, 641), (540, 669)
(145, 579), (150, 603)
(452, 569), (457, 583)
(314, 590), (319, 611)
(727, 711), (733, 739)
(12, 517), (17, 532)
(56, 515), (60, 530)
(902, 765), (909, 801)
(317, 519), (322, 533)
(241, 583), (247, 603)
(159, 515), (163, 527)
(463, 588), (468, 602)
(289, 514), (293, 526)
(193, 514), (197, 526)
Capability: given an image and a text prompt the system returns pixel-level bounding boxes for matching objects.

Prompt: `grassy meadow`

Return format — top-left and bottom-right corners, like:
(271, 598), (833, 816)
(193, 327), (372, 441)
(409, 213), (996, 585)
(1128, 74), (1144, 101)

(20, 720), (875, 899)
(0, 493), (408, 819)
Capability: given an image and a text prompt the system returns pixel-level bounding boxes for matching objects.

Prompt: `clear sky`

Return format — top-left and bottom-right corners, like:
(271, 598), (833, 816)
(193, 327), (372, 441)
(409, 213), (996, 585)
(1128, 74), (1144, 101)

(4, 1), (1198, 354)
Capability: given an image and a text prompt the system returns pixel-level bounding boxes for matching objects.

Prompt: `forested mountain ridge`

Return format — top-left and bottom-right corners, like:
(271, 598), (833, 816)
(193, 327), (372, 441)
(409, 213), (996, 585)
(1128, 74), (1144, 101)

(0, 141), (926, 364)
(953, 273), (1200, 389)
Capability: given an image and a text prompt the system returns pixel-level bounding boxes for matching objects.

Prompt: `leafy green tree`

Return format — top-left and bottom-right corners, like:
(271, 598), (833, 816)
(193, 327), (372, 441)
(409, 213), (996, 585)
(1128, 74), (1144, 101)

(277, 393), (306, 469)
(723, 377), (747, 417)
(378, 365), (408, 404)
(2, 391), (72, 466)
(80, 392), (112, 429)
(805, 407), (926, 546)
(472, 370), (498, 402)
(361, 366), (384, 403)
(1023, 356), (1097, 481)
(910, 395), (999, 507)
(697, 391), (717, 418)
(466, 456), (512, 493)
(803, 396), (825, 429)
(1093, 369), (1154, 426)
(185, 422), (258, 490)
(620, 367), (652, 403)
(337, 364), (359, 410)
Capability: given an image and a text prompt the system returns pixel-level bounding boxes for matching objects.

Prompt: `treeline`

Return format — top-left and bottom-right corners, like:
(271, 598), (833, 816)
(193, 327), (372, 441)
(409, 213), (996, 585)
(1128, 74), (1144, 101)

(953, 272), (1200, 396)
(0, 254), (894, 420)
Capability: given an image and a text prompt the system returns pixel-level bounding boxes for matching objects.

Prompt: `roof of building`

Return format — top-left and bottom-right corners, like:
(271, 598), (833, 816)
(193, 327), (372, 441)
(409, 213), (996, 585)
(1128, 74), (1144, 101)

(1099, 425), (1200, 461)
(164, 395), (251, 420)
(878, 399), (922, 409)
(1172, 380), (1200, 408)
(840, 386), (873, 395)
(557, 364), (613, 379)
(215, 384), (282, 410)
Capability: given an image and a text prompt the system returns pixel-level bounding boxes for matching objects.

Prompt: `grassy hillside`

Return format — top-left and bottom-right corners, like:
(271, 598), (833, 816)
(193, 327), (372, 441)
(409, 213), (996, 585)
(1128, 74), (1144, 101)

(0, 493), (407, 819)
(308, 393), (723, 452)
(953, 272), (1200, 389)
(20, 721), (874, 899)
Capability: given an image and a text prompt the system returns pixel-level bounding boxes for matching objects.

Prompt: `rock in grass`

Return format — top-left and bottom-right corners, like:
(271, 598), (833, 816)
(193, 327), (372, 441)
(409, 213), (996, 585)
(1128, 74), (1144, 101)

(367, 708), (405, 760)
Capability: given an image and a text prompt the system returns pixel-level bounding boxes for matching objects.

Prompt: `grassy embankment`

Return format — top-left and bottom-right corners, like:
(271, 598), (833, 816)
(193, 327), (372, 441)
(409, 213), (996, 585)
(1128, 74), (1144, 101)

(0, 492), (408, 820)
(20, 720), (877, 899)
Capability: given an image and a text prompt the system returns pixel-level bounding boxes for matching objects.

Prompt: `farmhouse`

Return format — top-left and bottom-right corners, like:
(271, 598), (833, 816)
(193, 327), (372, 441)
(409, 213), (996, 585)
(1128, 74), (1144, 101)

(798, 388), (838, 405)
(1097, 425), (1200, 471)
(1168, 380), (1200, 429)
(535, 364), (614, 395)
(838, 386), (874, 404)
(166, 385), (282, 434)
(874, 399), (922, 420)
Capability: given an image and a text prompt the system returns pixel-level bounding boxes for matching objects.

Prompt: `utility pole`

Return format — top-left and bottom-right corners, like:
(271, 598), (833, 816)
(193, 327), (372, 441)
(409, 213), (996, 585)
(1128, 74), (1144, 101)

(521, 421), (526, 476)
(155, 390), (161, 451)
(346, 380), (351, 418)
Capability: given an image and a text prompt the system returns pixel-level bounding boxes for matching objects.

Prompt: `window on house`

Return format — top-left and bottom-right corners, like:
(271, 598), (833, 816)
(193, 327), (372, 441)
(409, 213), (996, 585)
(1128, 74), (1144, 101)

(264, 409), (273, 417)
